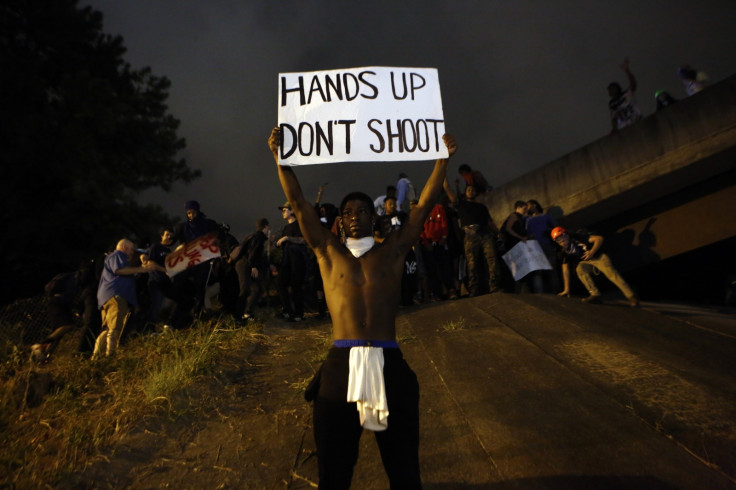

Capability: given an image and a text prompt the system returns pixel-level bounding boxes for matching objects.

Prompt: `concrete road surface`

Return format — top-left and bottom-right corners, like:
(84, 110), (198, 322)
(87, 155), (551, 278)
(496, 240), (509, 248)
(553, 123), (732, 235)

(342, 293), (736, 489)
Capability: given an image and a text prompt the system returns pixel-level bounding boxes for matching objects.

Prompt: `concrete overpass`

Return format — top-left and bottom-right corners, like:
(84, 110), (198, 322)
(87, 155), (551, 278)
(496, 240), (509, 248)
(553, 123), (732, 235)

(482, 74), (736, 275)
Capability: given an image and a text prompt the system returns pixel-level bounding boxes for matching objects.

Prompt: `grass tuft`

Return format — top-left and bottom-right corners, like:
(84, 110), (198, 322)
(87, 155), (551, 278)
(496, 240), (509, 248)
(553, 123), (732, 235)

(0, 314), (266, 488)
(441, 317), (470, 332)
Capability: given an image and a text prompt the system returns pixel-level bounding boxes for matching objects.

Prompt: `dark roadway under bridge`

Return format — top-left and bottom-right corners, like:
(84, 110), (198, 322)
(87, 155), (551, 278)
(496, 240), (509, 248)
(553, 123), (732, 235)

(482, 74), (736, 304)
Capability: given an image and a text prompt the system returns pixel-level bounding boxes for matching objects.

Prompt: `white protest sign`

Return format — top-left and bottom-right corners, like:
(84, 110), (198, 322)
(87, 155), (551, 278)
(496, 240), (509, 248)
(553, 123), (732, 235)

(165, 233), (221, 278)
(277, 66), (447, 165)
(502, 240), (553, 281)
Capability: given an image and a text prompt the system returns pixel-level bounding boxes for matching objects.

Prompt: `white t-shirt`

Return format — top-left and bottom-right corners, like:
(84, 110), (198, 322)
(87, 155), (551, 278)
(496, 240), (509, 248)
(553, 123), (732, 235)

(374, 195), (387, 216)
(609, 89), (642, 130)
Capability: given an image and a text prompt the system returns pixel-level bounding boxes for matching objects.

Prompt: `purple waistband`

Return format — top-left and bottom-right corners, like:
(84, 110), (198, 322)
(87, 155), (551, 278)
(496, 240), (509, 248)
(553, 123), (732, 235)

(333, 339), (399, 348)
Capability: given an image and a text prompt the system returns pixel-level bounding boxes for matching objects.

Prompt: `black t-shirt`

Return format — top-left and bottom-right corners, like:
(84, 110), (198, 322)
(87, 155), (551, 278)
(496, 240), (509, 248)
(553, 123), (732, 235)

(239, 231), (268, 270)
(558, 230), (603, 265)
(500, 212), (526, 250)
(176, 214), (219, 243)
(376, 211), (408, 239)
(148, 243), (171, 267)
(282, 221), (303, 239)
(455, 200), (492, 233)
(280, 221), (307, 267)
(147, 243), (172, 284)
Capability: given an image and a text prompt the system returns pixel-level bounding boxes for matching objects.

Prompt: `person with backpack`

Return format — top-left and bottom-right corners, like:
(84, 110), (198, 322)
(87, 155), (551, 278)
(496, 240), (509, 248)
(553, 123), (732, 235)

(420, 202), (457, 300)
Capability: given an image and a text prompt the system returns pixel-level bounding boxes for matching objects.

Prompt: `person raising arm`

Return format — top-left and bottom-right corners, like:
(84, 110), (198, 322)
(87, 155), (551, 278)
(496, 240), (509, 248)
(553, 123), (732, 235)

(268, 125), (456, 489)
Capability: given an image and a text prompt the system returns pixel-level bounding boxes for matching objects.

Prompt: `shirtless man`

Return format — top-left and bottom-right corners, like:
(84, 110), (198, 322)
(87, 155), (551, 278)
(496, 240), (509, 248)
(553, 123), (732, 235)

(269, 127), (456, 488)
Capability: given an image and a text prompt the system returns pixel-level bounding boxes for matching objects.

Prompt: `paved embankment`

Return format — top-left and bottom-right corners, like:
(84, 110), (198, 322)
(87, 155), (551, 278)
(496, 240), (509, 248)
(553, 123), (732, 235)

(348, 293), (736, 489)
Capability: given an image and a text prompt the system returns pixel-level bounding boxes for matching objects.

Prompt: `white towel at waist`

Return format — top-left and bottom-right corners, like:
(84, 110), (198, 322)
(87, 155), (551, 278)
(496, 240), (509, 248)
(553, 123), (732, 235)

(347, 346), (388, 431)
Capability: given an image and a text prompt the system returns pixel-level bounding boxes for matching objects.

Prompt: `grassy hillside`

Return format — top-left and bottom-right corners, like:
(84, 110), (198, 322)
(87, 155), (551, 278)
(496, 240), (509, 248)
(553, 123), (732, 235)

(0, 315), (266, 488)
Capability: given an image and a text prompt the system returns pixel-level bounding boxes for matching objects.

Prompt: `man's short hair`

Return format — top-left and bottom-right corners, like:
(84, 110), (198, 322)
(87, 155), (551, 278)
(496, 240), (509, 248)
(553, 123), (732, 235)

(116, 238), (134, 252)
(340, 192), (375, 215)
(458, 164), (471, 173)
(527, 199), (543, 214)
(256, 218), (269, 230)
(514, 200), (527, 209)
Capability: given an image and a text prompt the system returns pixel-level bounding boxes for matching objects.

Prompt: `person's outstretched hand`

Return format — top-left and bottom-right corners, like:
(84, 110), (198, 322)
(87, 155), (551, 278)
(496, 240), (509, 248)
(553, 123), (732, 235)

(268, 126), (281, 160)
(443, 134), (457, 158)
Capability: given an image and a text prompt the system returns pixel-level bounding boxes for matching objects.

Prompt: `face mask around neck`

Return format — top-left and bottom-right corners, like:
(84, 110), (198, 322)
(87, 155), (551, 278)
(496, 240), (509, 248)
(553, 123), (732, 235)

(345, 237), (375, 258)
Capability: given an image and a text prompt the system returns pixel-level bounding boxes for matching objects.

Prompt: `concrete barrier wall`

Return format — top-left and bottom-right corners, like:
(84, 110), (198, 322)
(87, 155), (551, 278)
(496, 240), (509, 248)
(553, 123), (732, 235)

(482, 74), (736, 233)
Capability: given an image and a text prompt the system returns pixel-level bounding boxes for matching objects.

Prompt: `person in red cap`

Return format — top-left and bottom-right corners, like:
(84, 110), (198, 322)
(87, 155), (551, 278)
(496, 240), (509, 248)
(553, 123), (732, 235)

(551, 226), (639, 306)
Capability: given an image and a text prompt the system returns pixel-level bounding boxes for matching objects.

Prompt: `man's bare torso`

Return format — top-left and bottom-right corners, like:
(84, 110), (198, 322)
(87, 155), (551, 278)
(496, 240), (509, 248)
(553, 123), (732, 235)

(317, 235), (406, 341)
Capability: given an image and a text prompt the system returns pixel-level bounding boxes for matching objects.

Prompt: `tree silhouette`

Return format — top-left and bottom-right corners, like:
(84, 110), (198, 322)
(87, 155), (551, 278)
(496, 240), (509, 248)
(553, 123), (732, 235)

(0, 0), (200, 302)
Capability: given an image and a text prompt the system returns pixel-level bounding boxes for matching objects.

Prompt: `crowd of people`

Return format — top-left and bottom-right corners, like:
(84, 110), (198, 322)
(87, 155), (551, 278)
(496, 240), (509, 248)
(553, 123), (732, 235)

(30, 163), (638, 365)
(608, 59), (710, 133)
(32, 56), (716, 365)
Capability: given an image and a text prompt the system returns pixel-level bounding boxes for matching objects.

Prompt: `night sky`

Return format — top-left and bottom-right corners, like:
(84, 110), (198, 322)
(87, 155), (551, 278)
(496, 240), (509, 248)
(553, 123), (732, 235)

(85, 0), (736, 238)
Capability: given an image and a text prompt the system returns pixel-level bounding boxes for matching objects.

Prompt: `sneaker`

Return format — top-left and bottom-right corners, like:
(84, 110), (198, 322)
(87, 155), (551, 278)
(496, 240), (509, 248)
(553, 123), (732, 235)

(287, 316), (303, 322)
(582, 294), (602, 304)
(627, 296), (640, 308)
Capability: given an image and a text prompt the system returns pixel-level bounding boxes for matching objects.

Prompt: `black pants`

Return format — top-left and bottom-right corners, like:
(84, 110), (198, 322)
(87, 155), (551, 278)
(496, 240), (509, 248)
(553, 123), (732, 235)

(401, 249), (418, 306)
(423, 242), (453, 299)
(311, 347), (421, 489)
(235, 260), (263, 317)
(167, 261), (213, 328)
(278, 256), (306, 318)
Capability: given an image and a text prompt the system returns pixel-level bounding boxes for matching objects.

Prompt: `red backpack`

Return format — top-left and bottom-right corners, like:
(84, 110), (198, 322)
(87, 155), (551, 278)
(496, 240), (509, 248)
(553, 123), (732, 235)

(420, 204), (448, 244)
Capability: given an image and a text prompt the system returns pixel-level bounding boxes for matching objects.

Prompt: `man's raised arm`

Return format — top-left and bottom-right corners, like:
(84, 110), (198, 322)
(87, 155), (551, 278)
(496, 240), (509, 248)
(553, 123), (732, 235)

(443, 177), (459, 204)
(268, 127), (327, 248)
(401, 134), (457, 243)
